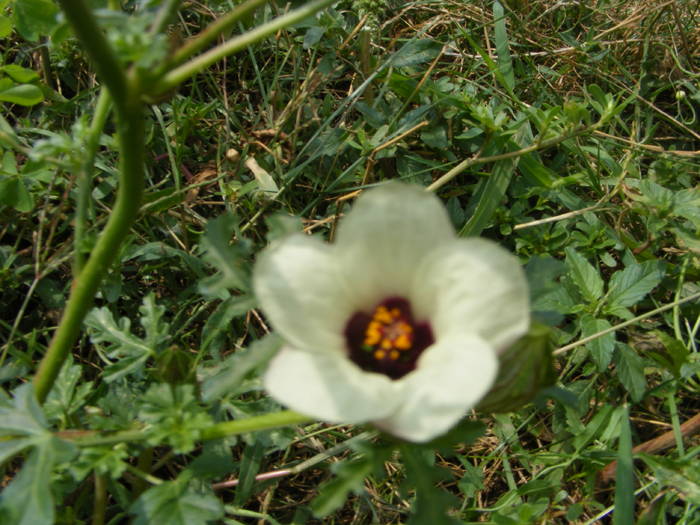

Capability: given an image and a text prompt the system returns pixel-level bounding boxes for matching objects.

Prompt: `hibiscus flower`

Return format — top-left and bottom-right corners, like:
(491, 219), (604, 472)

(253, 182), (530, 442)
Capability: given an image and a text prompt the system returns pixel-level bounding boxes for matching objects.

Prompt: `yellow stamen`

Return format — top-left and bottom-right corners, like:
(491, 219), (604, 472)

(389, 350), (400, 360)
(374, 349), (386, 360)
(394, 334), (411, 350)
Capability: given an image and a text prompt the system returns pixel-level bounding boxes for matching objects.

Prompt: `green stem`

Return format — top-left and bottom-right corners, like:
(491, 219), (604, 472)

(56, 0), (128, 107)
(152, 0), (335, 95)
(74, 89), (112, 275)
(200, 410), (312, 440)
(426, 123), (601, 193)
(34, 76), (145, 403)
(553, 290), (700, 356)
(58, 410), (313, 447)
(166, 0), (269, 68)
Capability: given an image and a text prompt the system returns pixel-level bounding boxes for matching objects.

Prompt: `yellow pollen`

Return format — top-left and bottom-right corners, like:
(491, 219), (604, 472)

(394, 334), (411, 350)
(374, 306), (393, 324)
(362, 302), (416, 360)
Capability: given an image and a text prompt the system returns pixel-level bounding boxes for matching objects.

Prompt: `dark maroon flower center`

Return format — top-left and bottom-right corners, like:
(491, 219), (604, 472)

(344, 297), (434, 380)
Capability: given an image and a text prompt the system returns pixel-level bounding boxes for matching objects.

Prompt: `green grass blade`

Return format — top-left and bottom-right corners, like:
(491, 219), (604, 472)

(613, 405), (635, 525)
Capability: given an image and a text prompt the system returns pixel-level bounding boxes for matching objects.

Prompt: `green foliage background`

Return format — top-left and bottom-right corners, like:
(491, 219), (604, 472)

(0, 0), (699, 523)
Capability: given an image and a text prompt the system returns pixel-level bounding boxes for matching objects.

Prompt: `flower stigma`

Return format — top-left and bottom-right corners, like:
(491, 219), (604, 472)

(344, 297), (434, 380)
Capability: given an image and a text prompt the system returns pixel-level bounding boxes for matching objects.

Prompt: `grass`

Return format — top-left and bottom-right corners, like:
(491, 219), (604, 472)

(0, 0), (699, 523)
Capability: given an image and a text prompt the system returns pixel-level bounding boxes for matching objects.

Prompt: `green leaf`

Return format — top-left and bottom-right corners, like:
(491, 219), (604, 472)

(493, 1), (515, 92)
(0, 384), (76, 525)
(138, 384), (213, 453)
(234, 441), (264, 506)
(85, 294), (170, 381)
(200, 294), (256, 353)
(672, 187), (700, 227)
(638, 454), (700, 505)
(0, 64), (40, 83)
(460, 144), (518, 237)
(401, 446), (461, 525)
(140, 293), (169, 351)
(130, 476), (224, 525)
(477, 322), (555, 412)
(614, 344), (646, 402)
(13, 0), (60, 41)
(0, 15), (12, 38)
(564, 247), (604, 303)
(605, 260), (664, 311)
(0, 444), (56, 525)
(44, 358), (93, 426)
(0, 176), (34, 211)
(199, 213), (252, 297)
(312, 456), (377, 518)
(613, 405), (635, 525)
(201, 333), (281, 402)
(390, 39), (442, 68)
(581, 316), (615, 371)
(0, 82), (44, 106)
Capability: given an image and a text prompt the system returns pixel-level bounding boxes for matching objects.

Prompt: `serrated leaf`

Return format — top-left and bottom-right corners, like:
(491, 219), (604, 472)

(139, 384), (213, 453)
(639, 454), (700, 505)
(312, 456), (376, 518)
(202, 333), (281, 402)
(606, 260), (664, 311)
(614, 344), (646, 402)
(401, 446), (461, 525)
(565, 247), (604, 303)
(673, 187), (700, 227)
(199, 214), (251, 297)
(200, 294), (256, 353)
(44, 358), (93, 426)
(581, 316), (615, 371)
(71, 444), (130, 480)
(139, 293), (169, 350)
(130, 477), (224, 525)
(0, 384), (77, 525)
(86, 294), (170, 381)
(0, 443), (55, 525)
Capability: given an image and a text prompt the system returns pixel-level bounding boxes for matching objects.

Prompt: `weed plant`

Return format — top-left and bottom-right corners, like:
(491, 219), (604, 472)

(0, 0), (699, 523)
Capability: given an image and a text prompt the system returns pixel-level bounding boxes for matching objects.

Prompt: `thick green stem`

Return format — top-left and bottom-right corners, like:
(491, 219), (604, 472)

(33, 0), (147, 403)
(74, 89), (112, 275)
(34, 77), (145, 403)
(152, 0), (335, 95)
(200, 410), (313, 440)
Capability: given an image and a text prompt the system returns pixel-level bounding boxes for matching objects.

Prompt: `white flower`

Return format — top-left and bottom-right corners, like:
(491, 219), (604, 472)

(253, 182), (530, 442)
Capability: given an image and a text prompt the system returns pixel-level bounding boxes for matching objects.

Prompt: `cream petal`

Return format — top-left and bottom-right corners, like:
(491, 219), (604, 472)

(264, 346), (400, 423)
(334, 182), (456, 310)
(253, 234), (353, 353)
(411, 238), (530, 353)
(374, 333), (498, 442)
